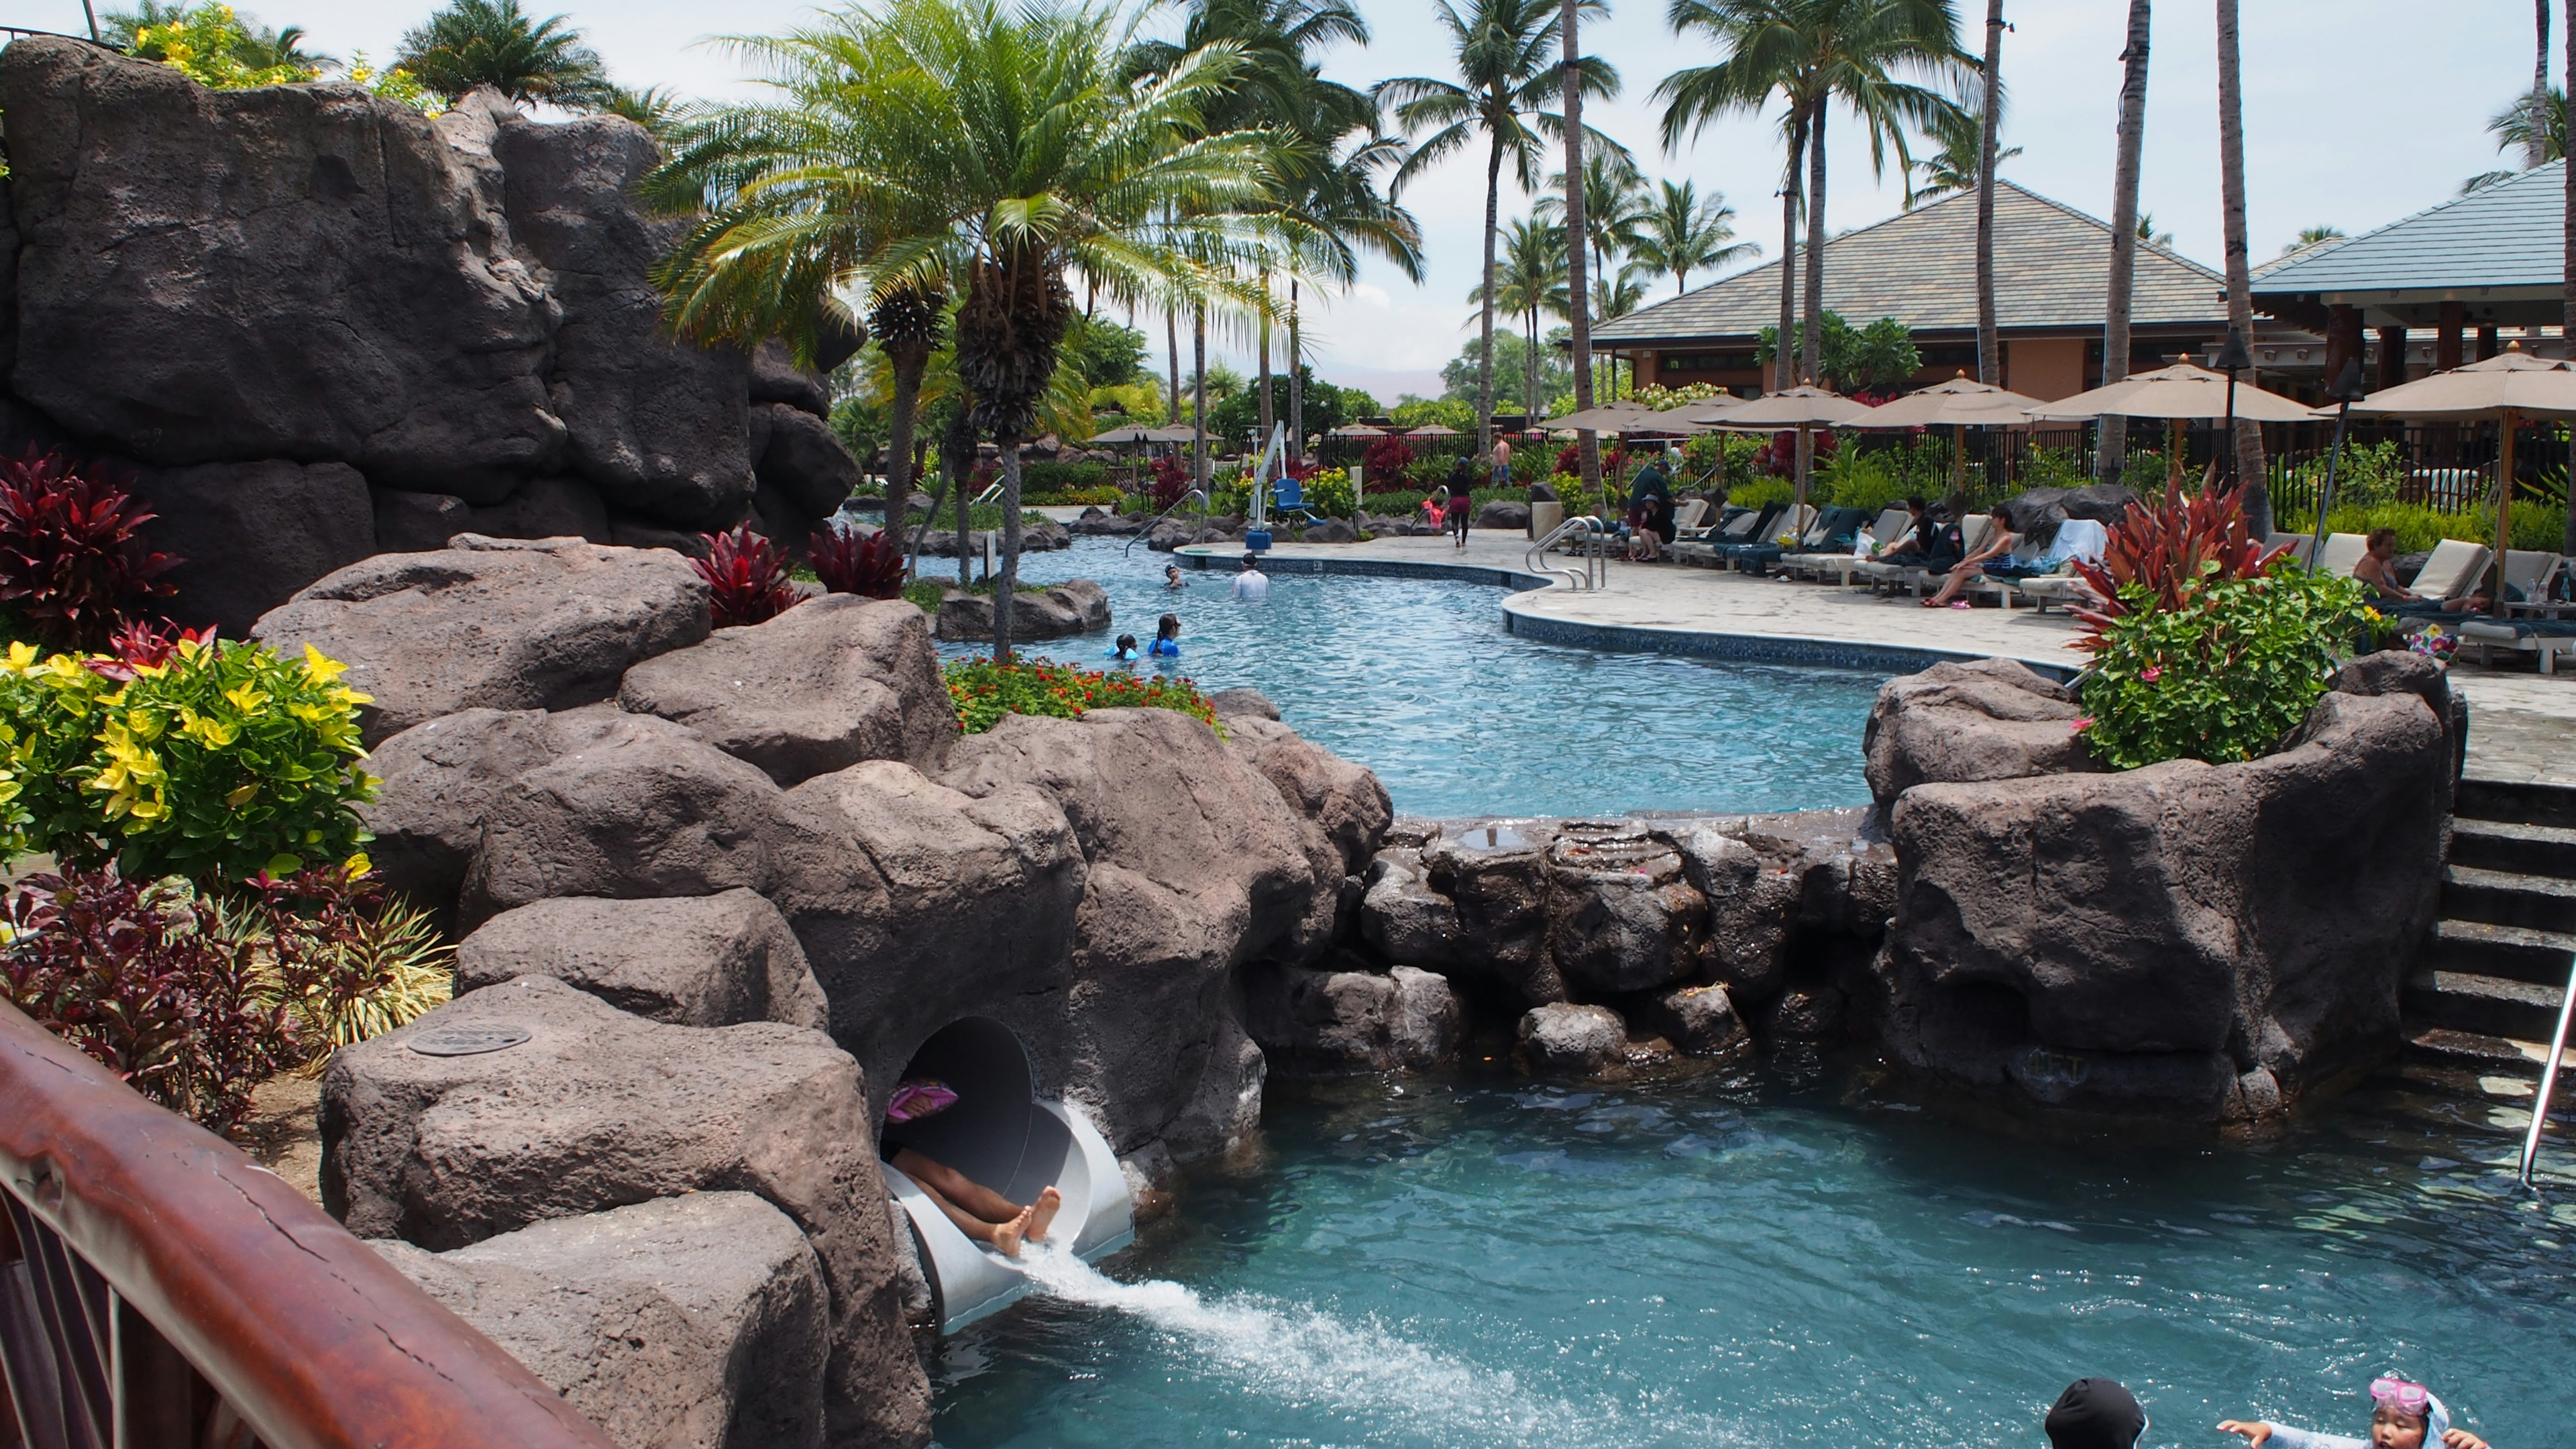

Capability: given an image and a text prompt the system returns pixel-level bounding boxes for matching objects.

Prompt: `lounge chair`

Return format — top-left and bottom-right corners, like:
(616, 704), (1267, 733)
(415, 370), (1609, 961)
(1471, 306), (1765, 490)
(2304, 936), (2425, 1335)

(2263, 533), (2316, 566)
(1863, 515), (1996, 598)
(1717, 504), (1821, 572)
(2314, 532), (2369, 580)
(2387, 538), (2492, 610)
(1673, 503), (1775, 568)
(1783, 507), (1896, 582)
(1667, 497), (1713, 540)
(2498, 549), (2571, 616)
(1744, 506), (1866, 577)
(2459, 616), (2576, 674)
(1992, 519), (2115, 612)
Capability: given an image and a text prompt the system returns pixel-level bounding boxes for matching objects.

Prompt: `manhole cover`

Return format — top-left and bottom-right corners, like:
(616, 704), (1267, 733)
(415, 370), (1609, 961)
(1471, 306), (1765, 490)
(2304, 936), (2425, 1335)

(407, 1024), (531, 1057)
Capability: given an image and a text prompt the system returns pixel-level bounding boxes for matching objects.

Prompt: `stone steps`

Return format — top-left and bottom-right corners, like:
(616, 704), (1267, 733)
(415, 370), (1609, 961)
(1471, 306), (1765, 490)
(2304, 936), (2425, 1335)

(2424, 918), (2576, 986)
(2403, 969), (2565, 1042)
(2455, 777), (2576, 830)
(2449, 818), (2576, 881)
(2440, 864), (2576, 934)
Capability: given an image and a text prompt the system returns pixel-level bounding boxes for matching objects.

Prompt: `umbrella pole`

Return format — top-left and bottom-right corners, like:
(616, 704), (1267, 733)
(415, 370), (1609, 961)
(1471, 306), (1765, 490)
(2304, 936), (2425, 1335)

(1793, 426), (1809, 525)
(2495, 407), (2516, 604)
(2309, 396), (2353, 570)
(2167, 419), (2183, 491)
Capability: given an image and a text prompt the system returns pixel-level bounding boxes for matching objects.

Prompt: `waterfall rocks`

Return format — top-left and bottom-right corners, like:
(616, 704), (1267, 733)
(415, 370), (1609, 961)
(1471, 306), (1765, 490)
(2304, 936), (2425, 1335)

(1245, 961), (1462, 1074)
(374, 1193), (832, 1449)
(1860, 658), (2100, 810)
(0, 40), (863, 627)
(1864, 651), (2459, 1124)
(1515, 1004), (1630, 1076)
(932, 577), (1112, 641)
(455, 890), (830, 1031)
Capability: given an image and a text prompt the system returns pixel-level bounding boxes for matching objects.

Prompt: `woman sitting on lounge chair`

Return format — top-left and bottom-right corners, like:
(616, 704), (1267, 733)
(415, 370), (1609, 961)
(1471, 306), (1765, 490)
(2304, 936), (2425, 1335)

(2356, 529), (2491, 614)
(1923, 506), (2023, 608)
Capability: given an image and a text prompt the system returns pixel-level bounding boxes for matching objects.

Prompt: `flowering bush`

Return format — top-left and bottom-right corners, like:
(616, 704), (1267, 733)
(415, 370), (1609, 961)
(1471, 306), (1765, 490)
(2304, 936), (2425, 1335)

(2072, 484), (2368, 769)
(1362, 433), (1416, 479)
(129, 3), (319, 88)
(1552, 443), (1628, 477)
(0, 637), (377, 881)
(1300, 467), (1356, 518)
(943, 657), (1220, 735)
(0, 451), (182, 651)
(1, 864), (449, 1137)
(692, 523), (800, 627)
(808, 526), (908, 599)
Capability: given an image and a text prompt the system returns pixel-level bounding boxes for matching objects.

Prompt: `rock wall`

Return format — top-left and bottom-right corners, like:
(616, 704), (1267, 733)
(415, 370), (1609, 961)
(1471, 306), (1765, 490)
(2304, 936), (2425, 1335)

(1860, 654), (2460, 1124)
(272, 540), (1391, 1446)
(0, 40), (861, 636)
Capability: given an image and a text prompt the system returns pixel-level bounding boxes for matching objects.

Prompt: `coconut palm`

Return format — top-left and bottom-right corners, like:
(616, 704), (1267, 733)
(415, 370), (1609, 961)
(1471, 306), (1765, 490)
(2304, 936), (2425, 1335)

(1972, 0), (2000, 384)
(2135, 213), (2175, 250)
(1656, 0), (1807, 392)
(1625, 179), (1757, 295)
(1534, 150), (1648, 317)
(2536, 0), (2555, 170)
(1903, 98), (2012, 207)
(2215, 0), (2267, 531)
(1380, 0), (1617, 458)
(1277, 129), (1424, 463)
(2467, 84), (2569, 191)
(2097, 0), (2149, 484)
(1472, 218), (1571, 418)
(600, 83), (684, 136)
(396, 0), (612, 109)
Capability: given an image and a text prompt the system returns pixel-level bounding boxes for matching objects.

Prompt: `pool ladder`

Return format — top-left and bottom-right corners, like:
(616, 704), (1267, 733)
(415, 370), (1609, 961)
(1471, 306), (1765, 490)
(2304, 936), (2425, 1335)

(1123, 488), (1208, 556)
(1527, 515), (1609, 592)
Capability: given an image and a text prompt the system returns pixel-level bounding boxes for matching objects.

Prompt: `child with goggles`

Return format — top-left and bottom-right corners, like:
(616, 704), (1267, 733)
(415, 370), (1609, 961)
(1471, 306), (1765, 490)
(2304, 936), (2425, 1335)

(2220, 1377), (2487, 1449)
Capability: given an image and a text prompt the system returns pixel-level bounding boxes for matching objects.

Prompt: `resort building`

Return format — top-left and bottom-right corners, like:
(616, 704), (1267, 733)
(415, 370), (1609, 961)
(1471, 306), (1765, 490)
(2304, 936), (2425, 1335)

(2252, 160), (2571, 389)
(1591, 182), (2236, 401)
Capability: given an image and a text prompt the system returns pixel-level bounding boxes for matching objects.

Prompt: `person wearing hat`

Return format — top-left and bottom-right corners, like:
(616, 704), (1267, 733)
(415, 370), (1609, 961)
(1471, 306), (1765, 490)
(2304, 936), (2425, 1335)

(2220, 1376), (2488, 1449)
(2047, 1377), (2148, 1449)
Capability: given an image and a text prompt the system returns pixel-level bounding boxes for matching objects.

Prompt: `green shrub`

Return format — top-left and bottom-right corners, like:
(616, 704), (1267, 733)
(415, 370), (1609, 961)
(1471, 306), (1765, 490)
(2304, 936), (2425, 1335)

(2077, 566), (2369, 769)
(900, 578), (1049, 613)
(2019, 445), (2084, 490)
(0, 637), (377, 882)
(1727, 476), (1796, 510)
(1021, 485), (1124, 506)
(2287, 439), (2406, 511)
(1301, 467), (1356, 518)
(943, 658), (1221, 735)
(1022, 462), (1112, 495)
(1816, 448), (1911, 513)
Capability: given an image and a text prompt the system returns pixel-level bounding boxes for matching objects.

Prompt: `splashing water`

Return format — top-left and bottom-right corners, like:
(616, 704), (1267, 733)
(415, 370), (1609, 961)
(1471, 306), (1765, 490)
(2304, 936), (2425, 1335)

(1014, 1242), (1731, 1448)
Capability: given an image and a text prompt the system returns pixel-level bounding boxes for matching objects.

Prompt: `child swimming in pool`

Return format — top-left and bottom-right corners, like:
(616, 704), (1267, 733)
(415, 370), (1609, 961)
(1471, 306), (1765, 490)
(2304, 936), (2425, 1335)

(881, 1078), (1063, 1258)
(1148, 614), (1181, 657)
(2219, 1376), (2487, 1449)
(1106, 633), (1140, 662)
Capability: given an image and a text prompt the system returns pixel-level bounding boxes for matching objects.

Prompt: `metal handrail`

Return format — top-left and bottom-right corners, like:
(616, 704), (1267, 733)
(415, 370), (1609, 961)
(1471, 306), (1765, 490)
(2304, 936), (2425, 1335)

(1122, 488), (1209, 556)
(2519, 951), (2576, 1184)
(972, 480), (1007, 506)
(0, 1000), (617, 1449)
(1525, 515), (1608, 592)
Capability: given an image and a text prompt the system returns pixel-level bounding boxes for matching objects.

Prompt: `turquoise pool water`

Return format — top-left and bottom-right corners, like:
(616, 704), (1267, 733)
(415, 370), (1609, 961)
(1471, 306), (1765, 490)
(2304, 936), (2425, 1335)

(938, 539), (1885, 820)
(932, 1064), (2572, 1449)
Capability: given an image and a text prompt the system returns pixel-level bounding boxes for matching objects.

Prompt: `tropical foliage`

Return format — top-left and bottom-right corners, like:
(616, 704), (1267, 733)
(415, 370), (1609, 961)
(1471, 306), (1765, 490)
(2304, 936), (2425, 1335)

(943, 657), (1222, 734)
(396, 0), (613, 108)
(1753, 310), (1922, 391)
(692, 524), (800, 628)
(0, 453), (182, 653)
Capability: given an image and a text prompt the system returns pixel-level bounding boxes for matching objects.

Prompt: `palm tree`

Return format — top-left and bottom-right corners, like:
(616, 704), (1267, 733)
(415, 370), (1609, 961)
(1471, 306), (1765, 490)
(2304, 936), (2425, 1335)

(2467, 85), (2569, 191)
(1536, 147), (1646, 405)
(1657, 0), (1810, 392)
(2135, 212), (2174, 249)
(1475, 218), (1571, 418)
(1972, 0), (2000, 386)
(852, 0), (1277, 660)
(2537, 0), (2555, 170)
(1277, 129), (1424, 463)
(2097, 0), (2149, 485)
(600, 83), (684, 136)
(1381, 0), (1615, 458)
(2215, 0), (2267, 531)
(396, 0), (613, 109)
(1626, 178), (1757, 294)
(1904, 100), (2014, 207)
(2282, 225), (2344, 254)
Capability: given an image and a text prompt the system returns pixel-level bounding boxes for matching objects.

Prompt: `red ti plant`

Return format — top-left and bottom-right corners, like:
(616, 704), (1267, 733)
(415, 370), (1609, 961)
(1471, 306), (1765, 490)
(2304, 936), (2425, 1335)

(1148, 453), (1192, 509)
(691, 523), (800, 628)
(808, 525), (908, 599)
(2069, 480), (2288, 647)
(89, 616), (218, 681)
(1360, 433), (1415, 478)
(0, 450), (182, 651)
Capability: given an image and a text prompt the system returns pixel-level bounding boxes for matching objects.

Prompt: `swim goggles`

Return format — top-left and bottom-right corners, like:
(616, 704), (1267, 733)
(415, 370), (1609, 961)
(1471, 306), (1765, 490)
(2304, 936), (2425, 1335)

(2369, 1378), (2431, 1416)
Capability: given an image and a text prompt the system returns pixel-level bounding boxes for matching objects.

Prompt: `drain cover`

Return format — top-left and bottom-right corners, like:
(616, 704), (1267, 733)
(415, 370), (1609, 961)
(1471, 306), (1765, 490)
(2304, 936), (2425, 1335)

(407, 1024), (531, 1057)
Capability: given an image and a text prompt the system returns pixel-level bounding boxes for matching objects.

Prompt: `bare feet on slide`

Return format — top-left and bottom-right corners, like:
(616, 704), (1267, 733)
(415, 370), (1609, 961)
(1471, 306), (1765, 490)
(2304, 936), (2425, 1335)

(1026, 1186), (1063, 1244)
(993, 1204), (1034, 1258)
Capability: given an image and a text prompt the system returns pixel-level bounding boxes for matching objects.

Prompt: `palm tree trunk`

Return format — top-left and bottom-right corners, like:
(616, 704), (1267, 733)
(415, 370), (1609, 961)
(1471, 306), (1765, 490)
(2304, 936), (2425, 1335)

(940, 408), (973, 589)
(1478, 129), (1505, 460)
(1167, 309), (1183, 425)
(2216, 0), (2269, 531)
(1774, 111), (1807, 393)
(1564, 0), (1602, 498)
(2565, 0), (2575, 555)
(1288, 280), (1305, 468)
(1975, 0), (2005, 389)
(993, 441), (1024, 663)
(1801, 96), (1827, 387)
(2537, 0), (2555, 170)
(885, 344), (926, 579)
(2099, 0), (2151, 485)
(1193, 304), (1210, 490)
(1526, 305), (1540, 422)
(1258, 274), (1275, 454)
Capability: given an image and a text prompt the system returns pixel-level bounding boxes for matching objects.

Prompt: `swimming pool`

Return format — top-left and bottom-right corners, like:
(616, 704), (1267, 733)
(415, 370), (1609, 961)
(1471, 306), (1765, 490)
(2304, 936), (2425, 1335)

(938, 539), (1886, 820)
(930, 1062), (2570, 1449)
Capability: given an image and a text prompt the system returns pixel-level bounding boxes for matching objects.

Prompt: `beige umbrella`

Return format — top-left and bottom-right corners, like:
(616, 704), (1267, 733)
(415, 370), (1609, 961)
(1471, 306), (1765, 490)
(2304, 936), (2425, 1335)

(2349, 342), (2576, 598)
(1141, 424), (1200, 443)
(1712, 384), (1874, 517)
(1851, 374), (2045, 504)
(1085, 423), (1162, 445)
(1328, 422), (1387, 437)
(2025, 360), (2314, 491)
(1405, 423), (1462, 437)
(1547, 400), (1658, 433)
(1658, 394), (1747, 426)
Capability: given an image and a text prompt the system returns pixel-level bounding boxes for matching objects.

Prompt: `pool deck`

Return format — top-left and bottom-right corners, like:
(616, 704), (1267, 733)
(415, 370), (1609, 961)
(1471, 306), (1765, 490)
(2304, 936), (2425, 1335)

(1175, 531), (2576, 788)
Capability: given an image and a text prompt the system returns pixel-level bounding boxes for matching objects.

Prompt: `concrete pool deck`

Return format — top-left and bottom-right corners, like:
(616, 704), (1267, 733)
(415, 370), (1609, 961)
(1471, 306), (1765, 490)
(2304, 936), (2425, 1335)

(1175, 530), (2576, 788)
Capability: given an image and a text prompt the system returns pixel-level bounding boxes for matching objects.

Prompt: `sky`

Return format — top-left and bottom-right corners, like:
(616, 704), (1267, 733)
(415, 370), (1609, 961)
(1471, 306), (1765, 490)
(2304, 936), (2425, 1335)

(38, 0), (2548, 400)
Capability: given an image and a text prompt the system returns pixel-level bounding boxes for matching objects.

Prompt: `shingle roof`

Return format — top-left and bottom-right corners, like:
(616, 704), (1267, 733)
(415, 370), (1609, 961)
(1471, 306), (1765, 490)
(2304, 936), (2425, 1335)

(1594, 181), (2229, 345)
(2253, 161), (2565, 295)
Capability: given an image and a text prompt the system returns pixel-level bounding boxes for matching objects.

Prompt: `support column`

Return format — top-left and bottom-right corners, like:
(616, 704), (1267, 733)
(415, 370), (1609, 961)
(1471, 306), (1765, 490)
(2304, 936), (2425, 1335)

(2436, 300), (2467, 372)
(2376, 326), (2410, 391)
(2477, 324), (2501, 361)
(2324, 304), (2364, 382)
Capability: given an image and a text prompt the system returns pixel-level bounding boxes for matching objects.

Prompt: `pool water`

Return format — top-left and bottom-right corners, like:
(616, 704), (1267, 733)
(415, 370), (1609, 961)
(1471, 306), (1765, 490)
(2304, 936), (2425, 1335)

(932, 1063), (2575, 1449)
(938, 537), (1884, 820)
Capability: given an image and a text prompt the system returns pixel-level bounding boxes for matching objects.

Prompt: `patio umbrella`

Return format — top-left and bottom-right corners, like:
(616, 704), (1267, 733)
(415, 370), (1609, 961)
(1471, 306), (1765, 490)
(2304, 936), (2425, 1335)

(2025, 360), (2315, 490)
(1660, 394), (1747, 425)
(1546, 400), (1658, 433)
(1853, 373), (2046, 507)
(1328, 422), (1387, 437)
(2348, 341), (2576, 598)
(1406, 423), (1462, 437)
(1085, 423), (1161, 445)
(1712, 385), (1874, 517)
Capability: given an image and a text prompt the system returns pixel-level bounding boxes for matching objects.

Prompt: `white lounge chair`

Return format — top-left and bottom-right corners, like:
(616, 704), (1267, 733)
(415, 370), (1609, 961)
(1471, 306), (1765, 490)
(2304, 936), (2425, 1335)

(2315, 531), (2369, 580)
(2397, 539), (2492, 605)
(2498, 549), (2569, 616)
(1786, 506), (1908, 584)
(2263, 533), (2316, 566)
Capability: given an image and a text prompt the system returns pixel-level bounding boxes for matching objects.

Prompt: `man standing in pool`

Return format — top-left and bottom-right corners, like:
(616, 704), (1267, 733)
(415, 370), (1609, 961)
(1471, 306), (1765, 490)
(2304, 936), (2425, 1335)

(883, 1079), (1063, 1257)
(1233, 553), (1270, 602)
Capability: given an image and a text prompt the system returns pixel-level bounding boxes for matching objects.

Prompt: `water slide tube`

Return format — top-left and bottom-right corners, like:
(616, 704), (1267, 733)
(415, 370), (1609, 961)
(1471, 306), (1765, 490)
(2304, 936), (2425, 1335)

(879, 1017), (1134, 1332)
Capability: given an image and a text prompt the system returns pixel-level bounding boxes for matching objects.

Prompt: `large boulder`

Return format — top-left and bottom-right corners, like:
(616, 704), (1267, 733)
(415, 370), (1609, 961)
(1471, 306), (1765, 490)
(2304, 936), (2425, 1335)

(755, 405), (863, 521)
(933, 579), (1110, 640)
(1, 44), (562, 494)
(1862, 658), (2097, 812)
(135, 459), (376, 637)
(493, 116), (753, 526)
(1545, 824), (1705, 994)
(361, 707), (561, 914)
(1870, 669), (2456, 1122)
(468, 476), (613, 543)
(750, 339), (832, 417)
(1415, 824), (1564, 1004)
(374, 1193), (830, 1449)
(1473, 500), (1529, 531)
(618, 594), (956, 786)
(1244, 962), (1461, 1075)
(323, 975), (931, 1449)
(1515, 1003), (1627, 1077)
(253, 537), (711, 743)
(1636, 984), (1752, 1061)
(374, 488), (474, 553)
(455, 890), (830, 1031)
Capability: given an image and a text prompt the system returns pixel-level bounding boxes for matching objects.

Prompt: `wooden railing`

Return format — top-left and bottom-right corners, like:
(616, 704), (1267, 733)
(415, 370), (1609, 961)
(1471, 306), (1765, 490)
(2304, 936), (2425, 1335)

(0, 1000), (619, 1449)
